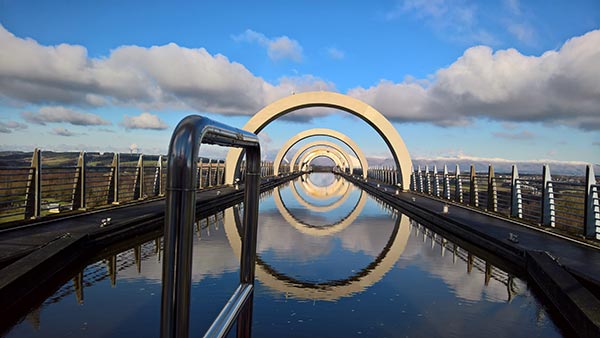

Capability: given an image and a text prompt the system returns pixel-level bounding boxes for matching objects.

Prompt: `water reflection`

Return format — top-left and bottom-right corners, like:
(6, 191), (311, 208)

(5, 173), (562, 338)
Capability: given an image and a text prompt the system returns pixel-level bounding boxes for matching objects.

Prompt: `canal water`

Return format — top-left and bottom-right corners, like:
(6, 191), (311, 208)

(6, 173), (565, 337)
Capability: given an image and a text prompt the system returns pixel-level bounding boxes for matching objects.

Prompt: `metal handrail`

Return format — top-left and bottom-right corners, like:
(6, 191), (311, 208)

(160, 115), (261, 338)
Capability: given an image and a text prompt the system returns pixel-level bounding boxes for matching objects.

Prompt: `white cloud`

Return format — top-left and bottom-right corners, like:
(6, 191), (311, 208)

(51, 127), (77, 136)
(327, 47), (345, 60)
(120, 112), (168, 130)
(233, 29), (303, 62)
(21, 106), (111, 126)
(349, 29), (600, 130)
(492, 130), (535, 140)
(0, 121), (27, 133)
(507, 22), (535, 44)
(0, 25), (325, 117)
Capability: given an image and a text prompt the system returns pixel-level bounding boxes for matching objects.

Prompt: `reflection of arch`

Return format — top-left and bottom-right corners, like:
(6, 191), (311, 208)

(272, 128), (369, 178)
(299, 175), (348, 199)
(273, 185), (367, 237)
(290, 141), (355, 174)
(223, 207), (411, 301)
(225, 91), (412, 189)
(290, 179), (353, 213)
(299, 147), (348, 172)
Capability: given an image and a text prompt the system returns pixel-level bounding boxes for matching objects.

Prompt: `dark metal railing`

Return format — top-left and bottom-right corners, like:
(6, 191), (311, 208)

(160, 115), (261, 338)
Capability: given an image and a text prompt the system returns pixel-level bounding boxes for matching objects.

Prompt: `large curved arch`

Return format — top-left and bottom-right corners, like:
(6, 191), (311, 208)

(299, 147), (350, 173)
(289, 141), (356, 175)
(272, 128), (369, 178)
(225, 91), (412, 189)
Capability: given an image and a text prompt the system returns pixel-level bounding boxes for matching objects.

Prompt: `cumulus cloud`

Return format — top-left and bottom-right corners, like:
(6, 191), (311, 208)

(349, 29), (600, 130)
(233, 29), (303, 62)
(21, 106), (111, 126)
(492, 130), (535, 140)
(120, 112), (168, 130)
(0, 25), (326, 117)
(0, 121), (27, 133)
(51, 127), (77, 136)
(327, 47), (345, 60)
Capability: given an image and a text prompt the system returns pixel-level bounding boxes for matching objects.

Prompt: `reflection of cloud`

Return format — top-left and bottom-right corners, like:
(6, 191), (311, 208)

(395, 224), (517, 303)
(257, 210), (334, 260)
(338, 216), (396, 256)
(119, 217), (238, 283)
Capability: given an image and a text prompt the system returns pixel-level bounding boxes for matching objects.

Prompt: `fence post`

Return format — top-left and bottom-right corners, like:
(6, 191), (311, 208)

(584, 165), (599, 239)
(455, 164), (462, 203)
(410, 170), (415, 191)
(541, 164), (555, 227)
(487, 164), (497, 212)
(433, 165), (440, 197)
(207, 159), (213, 187)
(133, 154), (144, 200)
(417, 166), (424, 193)
(24, 148), (42, 219)
(153, 156), (162, 197)
(443, 165), (450, 200)
(108, 153), (120, 204)
(469, 165), (478, 207)
(72, 151), (86, 210)
(510, 165), (522, 218)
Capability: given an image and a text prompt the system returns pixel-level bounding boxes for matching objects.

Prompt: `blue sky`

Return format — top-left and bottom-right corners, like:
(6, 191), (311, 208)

(0, 0), (598, 166)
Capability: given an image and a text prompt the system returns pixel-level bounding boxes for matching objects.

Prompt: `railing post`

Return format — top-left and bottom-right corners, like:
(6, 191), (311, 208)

(72, 151), (86, 210)
(208, 159), (214, 187)
(108, 153), (120, 204)
(433, 165), (440, 197)
(487, 164), (497, 212)
(153, 156), (163, 197)
(584, 165), (599, 239)
(410, 171), (415, 191)
(469, 165), (478, 207)
(24, 148), (41, 219)
(417, 166), (424, 193)
(541, 164), (555, 227)
(133, 154), (144, 200)
(443, 165), (450, 200)
(424, 165), (431, 194)
(455, 164), (462, 203)
(510, 165), (522, 218)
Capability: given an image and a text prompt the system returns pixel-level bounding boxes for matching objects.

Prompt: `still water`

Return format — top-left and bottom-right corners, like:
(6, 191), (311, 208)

(6, 173), (564, 337)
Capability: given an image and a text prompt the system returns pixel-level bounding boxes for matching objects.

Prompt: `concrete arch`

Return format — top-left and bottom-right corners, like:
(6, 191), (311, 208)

(297, 149), (346, 173)
(272, 128), (369, 178)
(299, 147), (349, 173)
(290, 141), (355, 174)
(225, 91), (412, 189)
(223, 206), (410, 301)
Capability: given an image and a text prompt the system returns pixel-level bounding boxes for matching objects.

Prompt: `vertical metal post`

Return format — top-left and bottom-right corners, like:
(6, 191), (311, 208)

(108, 153), (120, 204)
(541, 164), (555, 227)
(417, 166), (423, 193)
(487, 164), (497, 212)
(433, 165), (440, 197)
(208, 159), (214, 187)
(510, 165), (522, 218)
(154, 156), (163, 197)
(424, 165), (431, 194)
(584, 165), (599, 239)
(24, 148), (41, 219)
(134, 154), (144, 200)
(455, 164), (462, 203)
(469, 165), (478, 207)
(72, 151), (86, 210)
(443, 165), (450, 200)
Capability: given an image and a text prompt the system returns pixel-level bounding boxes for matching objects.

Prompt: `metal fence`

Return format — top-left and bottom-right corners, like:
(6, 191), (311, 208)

(404, 163), (599, 240)
(0, 149), (275, 225)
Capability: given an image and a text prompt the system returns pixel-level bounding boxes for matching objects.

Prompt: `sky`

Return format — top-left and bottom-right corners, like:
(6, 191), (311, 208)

(0, 0), (599, 168)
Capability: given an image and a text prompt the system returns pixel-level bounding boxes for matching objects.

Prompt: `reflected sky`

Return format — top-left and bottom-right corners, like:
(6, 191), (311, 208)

(5, 173), (565, 338)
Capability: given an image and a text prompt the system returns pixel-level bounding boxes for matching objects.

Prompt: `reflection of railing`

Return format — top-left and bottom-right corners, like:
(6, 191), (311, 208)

(385, 163), (599, 240)
(161, 115), (261, 338)
(0, 149), (274, 225)
(368, 193), (520, 301)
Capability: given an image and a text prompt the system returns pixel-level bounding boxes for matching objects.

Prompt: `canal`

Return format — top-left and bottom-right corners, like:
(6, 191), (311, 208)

(5, 173), (566, 337)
